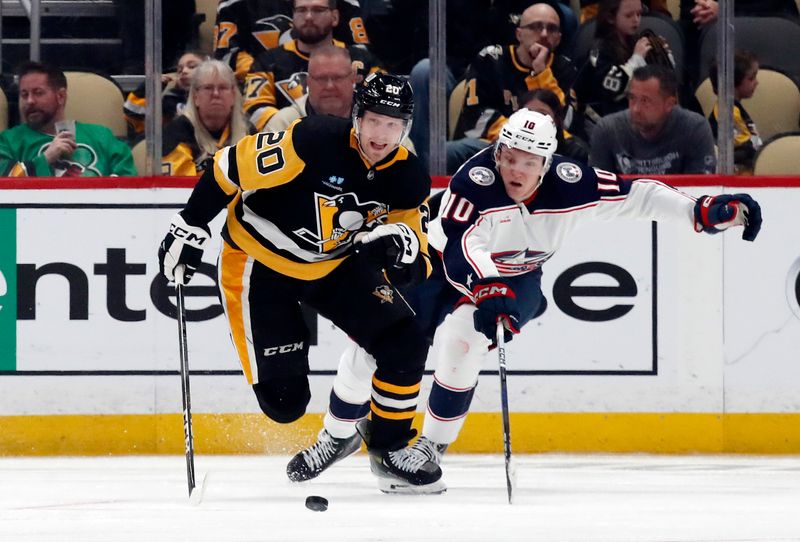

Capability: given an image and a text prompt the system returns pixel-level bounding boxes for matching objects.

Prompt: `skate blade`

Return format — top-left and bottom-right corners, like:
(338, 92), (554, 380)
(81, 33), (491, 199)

(377, 478), (447, 495)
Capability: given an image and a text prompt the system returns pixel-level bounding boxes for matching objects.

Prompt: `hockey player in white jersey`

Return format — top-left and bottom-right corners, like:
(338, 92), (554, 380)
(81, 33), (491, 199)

(287, 109), (762, 490)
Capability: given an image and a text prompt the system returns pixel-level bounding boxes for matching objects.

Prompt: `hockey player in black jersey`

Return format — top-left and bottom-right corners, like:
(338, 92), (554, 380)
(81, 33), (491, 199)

(158, 73), (443, 493)
(288, 108), (762, 490)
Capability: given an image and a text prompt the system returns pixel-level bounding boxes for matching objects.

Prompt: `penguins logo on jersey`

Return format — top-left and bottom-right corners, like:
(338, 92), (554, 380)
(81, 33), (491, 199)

(556, 162), (583, 183)
(277, 72), (308, 107)
(469, 166), (495, 186)
(252, 14), (293, 51)
(294, 192), (388, 253)
(372, 284), (394, 304)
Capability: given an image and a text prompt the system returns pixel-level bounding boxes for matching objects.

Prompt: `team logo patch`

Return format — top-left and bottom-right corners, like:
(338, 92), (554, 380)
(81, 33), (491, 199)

(277, 72), (308, 106)
(372, 284), (394, 304)
(293, 192), (388, 253)
(555, 162), (582, 183)
(469, 166), (495, 186)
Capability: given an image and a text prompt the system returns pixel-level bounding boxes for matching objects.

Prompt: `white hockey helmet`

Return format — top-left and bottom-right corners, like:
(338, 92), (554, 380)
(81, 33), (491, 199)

(495, 108), (558, 173)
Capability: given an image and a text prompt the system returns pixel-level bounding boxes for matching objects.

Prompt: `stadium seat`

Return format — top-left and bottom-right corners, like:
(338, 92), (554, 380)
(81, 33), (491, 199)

(698, 17), (800, 87)
(448, 79), (468, 140)
(754, 132), (800, 175)
(572, 15), (685, 82)
(131, 139), (148, 176)
(0, 87), (8, 131)
(64, 71), (127, 138)
(695, 69), (800, 142)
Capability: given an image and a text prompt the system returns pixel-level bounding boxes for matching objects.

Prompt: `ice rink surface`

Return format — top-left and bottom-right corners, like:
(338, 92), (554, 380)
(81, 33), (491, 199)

(1, 453), (799, 542)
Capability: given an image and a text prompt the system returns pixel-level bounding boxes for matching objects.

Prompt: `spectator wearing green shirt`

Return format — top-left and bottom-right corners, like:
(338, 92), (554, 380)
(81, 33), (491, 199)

(0, 62), (136, 177)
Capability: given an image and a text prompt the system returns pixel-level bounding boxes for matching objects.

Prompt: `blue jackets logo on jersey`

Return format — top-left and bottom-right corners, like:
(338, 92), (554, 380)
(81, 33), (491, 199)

(468, 166), (495, 186)
(493, 249), (551, 274)
(555, 162), (583, 183)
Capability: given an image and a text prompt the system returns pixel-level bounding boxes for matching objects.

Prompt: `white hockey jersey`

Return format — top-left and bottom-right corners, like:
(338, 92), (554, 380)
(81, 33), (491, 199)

(428, 146), (697, 298)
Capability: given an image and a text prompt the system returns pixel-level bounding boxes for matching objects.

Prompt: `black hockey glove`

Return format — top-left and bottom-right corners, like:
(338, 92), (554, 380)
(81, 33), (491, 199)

(158, 212), (211, 285)
(472, 278), (521, 343)
(355, 223), (422, 287)
(694, 193), (762, 241)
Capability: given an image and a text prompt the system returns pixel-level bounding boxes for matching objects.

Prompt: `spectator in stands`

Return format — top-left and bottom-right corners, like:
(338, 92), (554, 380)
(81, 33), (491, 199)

(0, 62), (136, 177)
(214, 0), (371, 83)
(123, 51), (208, 142)
(520, 87), (589, 162)
(589, 64), (716, 175)
(441, 1), (577, 174)
(488, 1), (579, 57)
(161, 60), (251, 176)
(707, 50), (763, 174)
(265, 45), (356, 131)
(243, 0), (382, 131)
(573, 0), (675, 136)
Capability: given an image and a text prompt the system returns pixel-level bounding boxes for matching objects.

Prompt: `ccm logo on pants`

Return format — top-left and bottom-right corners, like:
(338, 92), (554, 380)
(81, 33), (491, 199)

(264, 342), (304, 356)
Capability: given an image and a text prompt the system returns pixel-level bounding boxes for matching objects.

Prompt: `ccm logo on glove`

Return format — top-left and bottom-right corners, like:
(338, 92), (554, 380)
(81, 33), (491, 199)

(473, 282), (516, 301)
(158, 213), (211, 284)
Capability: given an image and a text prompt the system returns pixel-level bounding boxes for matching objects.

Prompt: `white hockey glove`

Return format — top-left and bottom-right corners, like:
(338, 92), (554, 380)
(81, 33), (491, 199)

(158, 212), (211, 284)
(355, 223), (422, 287)
(356, 223), (420, 267)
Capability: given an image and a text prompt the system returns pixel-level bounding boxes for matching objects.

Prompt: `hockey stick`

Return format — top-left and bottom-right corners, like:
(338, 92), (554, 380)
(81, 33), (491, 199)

(175, 265), (197, 501)
(496, 321), (516, 504)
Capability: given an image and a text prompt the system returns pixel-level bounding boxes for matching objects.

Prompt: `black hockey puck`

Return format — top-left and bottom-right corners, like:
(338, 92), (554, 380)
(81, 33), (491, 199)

(305, 495), (328, 512)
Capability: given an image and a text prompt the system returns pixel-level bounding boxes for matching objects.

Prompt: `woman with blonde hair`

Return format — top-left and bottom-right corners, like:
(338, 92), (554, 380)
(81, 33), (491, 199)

(162, 59), (252, 176)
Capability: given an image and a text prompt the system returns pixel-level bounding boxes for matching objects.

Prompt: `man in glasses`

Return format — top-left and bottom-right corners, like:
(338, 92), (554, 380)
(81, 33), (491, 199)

(265, 45), (357, 131)
(449, 0), (577, 173)
(243, 0), (382, 131)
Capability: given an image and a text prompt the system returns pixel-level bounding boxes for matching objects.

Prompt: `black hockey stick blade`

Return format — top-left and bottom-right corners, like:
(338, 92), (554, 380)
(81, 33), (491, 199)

(496, 322), (515, 504)
(175, 265), (197, 499)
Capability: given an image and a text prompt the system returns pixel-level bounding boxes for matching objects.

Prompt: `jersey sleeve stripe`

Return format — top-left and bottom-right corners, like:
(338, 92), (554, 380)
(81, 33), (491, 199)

(213, 145), (240, 194)
(597, 182), (620, 192)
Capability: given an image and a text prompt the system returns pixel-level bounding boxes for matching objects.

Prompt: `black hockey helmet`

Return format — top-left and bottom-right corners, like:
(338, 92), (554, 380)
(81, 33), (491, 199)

(353, 73), (414, 120)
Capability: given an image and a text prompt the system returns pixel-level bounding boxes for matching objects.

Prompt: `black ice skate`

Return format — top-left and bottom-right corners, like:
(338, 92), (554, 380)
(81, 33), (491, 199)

(356, 420), (446, 494)
(409, 436), (449, 465)
(368, 446), (447, 494)
(286, 429), (362, 482)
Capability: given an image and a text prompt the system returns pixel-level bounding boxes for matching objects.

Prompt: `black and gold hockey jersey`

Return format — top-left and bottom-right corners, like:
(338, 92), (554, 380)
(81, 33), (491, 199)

(243, 39), (381, 130)
(214, 0), (370, 82)
(453, 44), (576, 142)
(161, 115), (244, 176)
(183, 115), (431, 281)
(709, 100), (763, 174)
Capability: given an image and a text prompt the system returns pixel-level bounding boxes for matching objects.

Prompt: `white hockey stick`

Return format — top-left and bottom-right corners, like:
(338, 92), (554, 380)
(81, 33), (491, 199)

(496, 321), (516, 504)
(175, 265), (198, 501)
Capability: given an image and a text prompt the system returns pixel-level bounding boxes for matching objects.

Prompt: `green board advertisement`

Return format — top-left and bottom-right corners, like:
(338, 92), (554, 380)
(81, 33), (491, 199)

(0, 208), (16, 370)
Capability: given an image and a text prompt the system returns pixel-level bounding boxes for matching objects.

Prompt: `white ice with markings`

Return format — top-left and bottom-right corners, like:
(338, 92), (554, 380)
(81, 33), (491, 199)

(1, 454), (799, 541)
